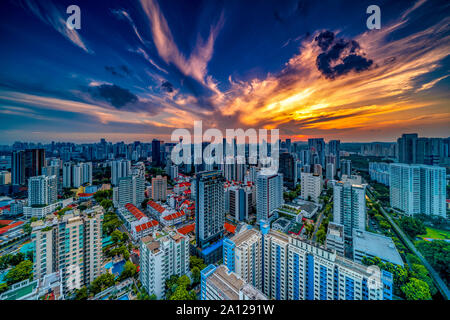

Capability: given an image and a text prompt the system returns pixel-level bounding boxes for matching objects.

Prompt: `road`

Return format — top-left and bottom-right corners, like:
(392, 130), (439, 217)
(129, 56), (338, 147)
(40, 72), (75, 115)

(312, 195), (332, 242)
(366, 186), (450, 300)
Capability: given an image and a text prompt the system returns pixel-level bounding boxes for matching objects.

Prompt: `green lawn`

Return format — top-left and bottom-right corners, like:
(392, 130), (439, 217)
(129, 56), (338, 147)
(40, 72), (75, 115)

(418, 227), (450, 240)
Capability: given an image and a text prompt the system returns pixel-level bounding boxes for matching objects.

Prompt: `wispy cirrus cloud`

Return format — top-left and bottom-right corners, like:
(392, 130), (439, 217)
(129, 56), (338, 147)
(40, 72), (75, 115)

(139, 0), (224, 86)
(16, 0), (92, 53)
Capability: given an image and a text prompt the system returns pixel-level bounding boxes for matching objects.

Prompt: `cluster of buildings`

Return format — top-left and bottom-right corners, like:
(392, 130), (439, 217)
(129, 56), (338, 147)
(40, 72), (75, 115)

(201, 223), (393, 300)
(0, 132), (447, 301)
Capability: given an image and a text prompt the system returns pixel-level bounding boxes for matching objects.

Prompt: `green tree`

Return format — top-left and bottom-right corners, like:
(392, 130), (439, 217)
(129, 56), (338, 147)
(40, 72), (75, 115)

(89, 273), (116, 295)
(401, 278), (432, 300)
(177, 274), (191, 288)
(191, 266), (201, 285)
(190, 256), (206, 271)
(4, 260), (33, 285)
(411, 263), (437, 296)
(119, 261), (137, 281)
(111, 230), (123, 244)
(100, 199), (113, 211)
(149, 294), (157, 300)
(399, 217), (426, 239)
(316, 229), (326, 244)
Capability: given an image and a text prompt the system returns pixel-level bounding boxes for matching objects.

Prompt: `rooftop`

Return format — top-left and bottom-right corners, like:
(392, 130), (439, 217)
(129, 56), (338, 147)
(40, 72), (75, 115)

(353, 229), (404, 266)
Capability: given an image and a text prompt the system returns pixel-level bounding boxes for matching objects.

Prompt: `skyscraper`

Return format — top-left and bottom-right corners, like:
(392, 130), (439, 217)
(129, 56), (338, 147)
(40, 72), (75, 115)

(24, 149), (45, 179)
(397, 133), (418, 164)
(152, 139), (162, 167)
(195, 170), (225, 249)
(12, 150), (25, 185)
(333, 181), (366, 240)
(12, 149), (45, 186)
(328, 140), (340, 169)
(308, 138), (325, 168)
(256, 171), (283, 222)
(279, 152), (295, 188)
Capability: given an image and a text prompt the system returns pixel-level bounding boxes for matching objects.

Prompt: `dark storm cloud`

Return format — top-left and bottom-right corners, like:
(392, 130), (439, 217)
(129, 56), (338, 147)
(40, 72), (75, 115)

(161, 81), (174, 93)
(89, 84), (138, 108)
(315, 31), (373, 79)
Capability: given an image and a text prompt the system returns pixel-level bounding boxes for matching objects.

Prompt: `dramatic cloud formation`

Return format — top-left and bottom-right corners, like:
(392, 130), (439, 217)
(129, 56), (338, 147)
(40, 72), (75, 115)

(315, 31), (373, 79)
(0, 0), (448, 143)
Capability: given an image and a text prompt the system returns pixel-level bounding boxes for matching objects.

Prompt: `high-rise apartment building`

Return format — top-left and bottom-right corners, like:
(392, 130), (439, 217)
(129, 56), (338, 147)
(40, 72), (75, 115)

(390, 163), (446, 217)
(256, 171), (283, 222)
(333, 181), (366, 240)
(228, 185), (252, 222)
(300, 172), (322, 203)
(236, 227), (393, 300)
(151, 175), (167, 201)
(31, 206), (104, 294)
(114, 175), (145, 208)
(223, 228), (263, 290)
(111, 159), (131, 186)
(195, 170), (225, 249)
(62, 162), (92, 188)
(139, 229), (190, 299)
(28, 175), (57, 206)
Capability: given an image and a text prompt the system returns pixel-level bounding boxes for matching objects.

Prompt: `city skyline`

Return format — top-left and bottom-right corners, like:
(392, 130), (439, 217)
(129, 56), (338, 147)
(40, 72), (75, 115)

(0, 0), (449, 144)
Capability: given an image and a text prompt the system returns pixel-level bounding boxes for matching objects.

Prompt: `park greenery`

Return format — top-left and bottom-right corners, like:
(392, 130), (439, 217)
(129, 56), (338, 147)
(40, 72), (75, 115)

(415, 240), (450, 287)
(398, 216), (426, 239)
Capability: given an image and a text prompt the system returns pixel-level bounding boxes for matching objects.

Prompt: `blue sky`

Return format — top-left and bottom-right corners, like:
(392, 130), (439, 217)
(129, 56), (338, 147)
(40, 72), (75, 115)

(0, 0), (449, 143)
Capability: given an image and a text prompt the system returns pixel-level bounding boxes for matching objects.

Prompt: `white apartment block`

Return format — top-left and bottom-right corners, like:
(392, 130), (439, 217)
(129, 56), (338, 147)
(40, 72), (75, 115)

(31, 206), (104, 294)
(139, 229), (190, 299)
(390, 163), (446, 217)
(28, 175), (57, 206)
(333, 181), (366, 240)
(223, 228), (263, 290)
(114, 175), (145, 208)
(256, 171), (283, 222)
(300, 172), (323, 203)
(259, 229), (392, 300)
